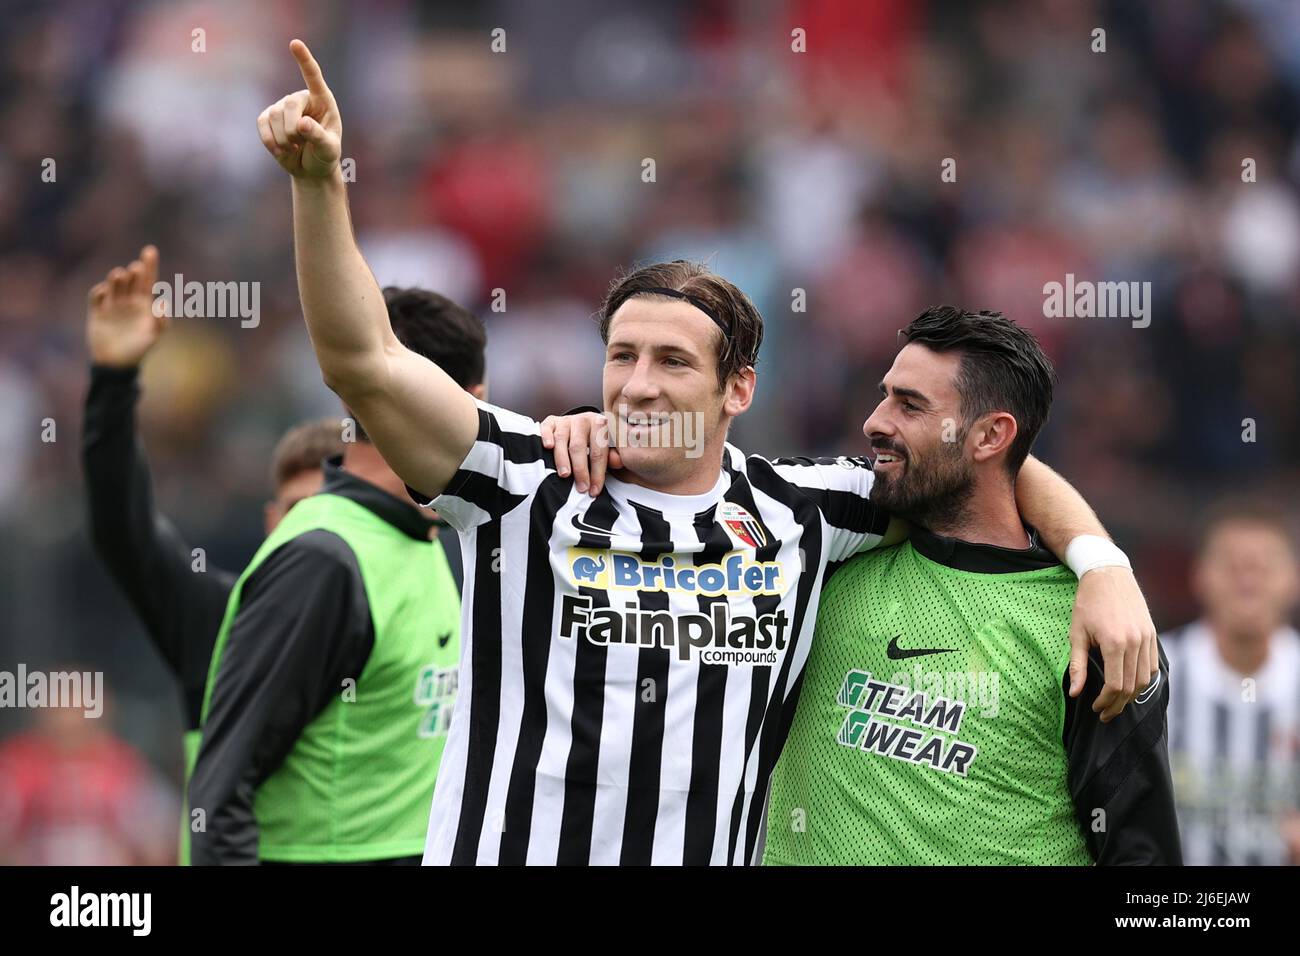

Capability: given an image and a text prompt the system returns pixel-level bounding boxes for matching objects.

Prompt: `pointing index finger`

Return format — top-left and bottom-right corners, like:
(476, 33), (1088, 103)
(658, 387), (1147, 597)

(290, 39), (331, 100)
(140, 245), (159, 291)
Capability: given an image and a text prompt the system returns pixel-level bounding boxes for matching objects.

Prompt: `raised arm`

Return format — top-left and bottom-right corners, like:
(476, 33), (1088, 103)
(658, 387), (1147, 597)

(83, 246), (236, 718)
(258, 39), (477, 499)
(1017, 455), (1159, 722)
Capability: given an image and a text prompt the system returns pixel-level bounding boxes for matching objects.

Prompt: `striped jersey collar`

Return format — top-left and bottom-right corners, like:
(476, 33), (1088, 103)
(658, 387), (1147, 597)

(908, 523), (1059, 573)
(601, 458), (734, 514)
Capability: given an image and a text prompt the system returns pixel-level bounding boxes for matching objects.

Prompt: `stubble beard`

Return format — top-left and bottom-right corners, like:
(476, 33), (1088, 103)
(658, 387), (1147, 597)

(870, 441), (976, 533)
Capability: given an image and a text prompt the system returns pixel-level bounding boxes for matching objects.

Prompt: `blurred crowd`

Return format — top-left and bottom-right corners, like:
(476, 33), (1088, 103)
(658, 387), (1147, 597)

(1, 0), (1298, 863)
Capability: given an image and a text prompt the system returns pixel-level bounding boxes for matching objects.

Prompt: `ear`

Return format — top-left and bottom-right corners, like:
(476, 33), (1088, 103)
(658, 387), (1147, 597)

(468, 382), (487, 401)
(969, 411), (1018, 465)
(723, 366), (756, 418)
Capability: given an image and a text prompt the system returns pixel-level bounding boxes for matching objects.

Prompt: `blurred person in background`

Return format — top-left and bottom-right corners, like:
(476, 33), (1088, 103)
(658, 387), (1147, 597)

(0, 688), (177, 866)
(83, 245), (343, 863)
(1164, 503), (1300, 865)
(189, 285), (485, 865)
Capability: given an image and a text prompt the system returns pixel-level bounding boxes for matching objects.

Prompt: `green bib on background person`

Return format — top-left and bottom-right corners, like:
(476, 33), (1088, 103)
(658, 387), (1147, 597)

(764, 541), (1091, 866)
(178, 729), (201, 865)
(186, 491), (459, 863)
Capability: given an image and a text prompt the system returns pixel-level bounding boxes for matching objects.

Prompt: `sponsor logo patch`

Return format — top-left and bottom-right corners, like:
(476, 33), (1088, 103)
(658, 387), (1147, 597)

(414, 665), (457, 738)
(834, 669), (979, 776)
(566, 547), (783, 596)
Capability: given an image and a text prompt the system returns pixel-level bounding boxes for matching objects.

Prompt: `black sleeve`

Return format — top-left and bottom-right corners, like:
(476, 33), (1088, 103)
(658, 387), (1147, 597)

(81, 364), (237, 726)
(1063, 643), (1183, 865)
(187, 530), (373, 866)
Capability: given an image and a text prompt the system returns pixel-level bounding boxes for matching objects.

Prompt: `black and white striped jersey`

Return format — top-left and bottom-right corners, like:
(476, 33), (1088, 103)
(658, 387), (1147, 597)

(411, 400), (890, 865)
(1164, 621), (1300, 865)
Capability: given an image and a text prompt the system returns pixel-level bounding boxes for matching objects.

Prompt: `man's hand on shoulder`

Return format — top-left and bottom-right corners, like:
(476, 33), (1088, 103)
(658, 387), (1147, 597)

(1068, 566), (1160, 723)
(540, 410), (621, 496)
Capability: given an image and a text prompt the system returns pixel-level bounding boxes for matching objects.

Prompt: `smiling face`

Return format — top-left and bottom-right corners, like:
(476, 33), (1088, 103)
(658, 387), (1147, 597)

(1195, 520), (1299, 641)
(602, 296), (753, 494)
(861, 343), (976, 528)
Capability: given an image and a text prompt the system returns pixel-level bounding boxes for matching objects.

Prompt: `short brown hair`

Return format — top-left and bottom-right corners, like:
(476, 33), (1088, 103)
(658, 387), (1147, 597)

(1197, 499), (1296, 557)
(270, 418), (345, 492)
(598, 260), (764, 388)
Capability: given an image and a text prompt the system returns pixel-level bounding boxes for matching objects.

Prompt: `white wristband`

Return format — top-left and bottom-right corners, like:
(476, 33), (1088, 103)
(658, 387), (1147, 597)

(1064, 534), (1132, 578)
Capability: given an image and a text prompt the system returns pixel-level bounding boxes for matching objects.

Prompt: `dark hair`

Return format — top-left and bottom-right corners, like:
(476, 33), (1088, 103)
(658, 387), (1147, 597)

(270, 417), (344, 492)
(598, 260), (764, 388)
(346, 287), (487, 443)
(383, 286), (486, 389)
(901, 307), (1055, 474)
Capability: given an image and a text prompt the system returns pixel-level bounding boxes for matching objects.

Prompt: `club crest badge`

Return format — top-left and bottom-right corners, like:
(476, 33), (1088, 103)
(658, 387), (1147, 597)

(719, 502), (767, 549)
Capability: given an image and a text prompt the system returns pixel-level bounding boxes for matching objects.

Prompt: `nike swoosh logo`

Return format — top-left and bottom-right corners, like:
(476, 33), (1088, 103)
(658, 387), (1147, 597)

(437, 632), (452, 649)
(571, 514), (612, 536)
(1135, 669), (1161, 705)
(886, 636), (956, 660)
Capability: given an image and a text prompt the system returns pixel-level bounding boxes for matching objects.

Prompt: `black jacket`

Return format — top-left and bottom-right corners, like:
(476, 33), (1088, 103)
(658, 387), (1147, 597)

(1064, 643), (1182, 864)
(82, 364), (234, 731)
(187, 460), (435, 866)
